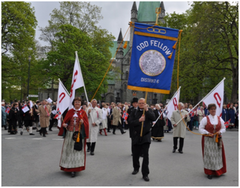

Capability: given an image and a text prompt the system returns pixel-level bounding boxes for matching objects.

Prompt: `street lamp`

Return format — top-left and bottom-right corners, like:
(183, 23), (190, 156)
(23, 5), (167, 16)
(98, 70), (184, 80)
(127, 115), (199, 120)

(27, 50), (32, 100)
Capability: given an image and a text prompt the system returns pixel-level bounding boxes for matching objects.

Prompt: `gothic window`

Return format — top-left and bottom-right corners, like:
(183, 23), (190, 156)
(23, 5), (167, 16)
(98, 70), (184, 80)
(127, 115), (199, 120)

(110, 96), (114, 102)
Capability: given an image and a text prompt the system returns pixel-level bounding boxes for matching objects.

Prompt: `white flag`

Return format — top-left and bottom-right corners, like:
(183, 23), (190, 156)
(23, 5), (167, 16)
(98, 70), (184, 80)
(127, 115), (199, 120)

(202, 78), (224, 117)
(69, 52), (84, 109)
(166, 86), (181, 120)
(56, 79), (70, 127)
(47, 98), (52, 104)
(29, 100), (33, 108)
(22, 105), (30, 113)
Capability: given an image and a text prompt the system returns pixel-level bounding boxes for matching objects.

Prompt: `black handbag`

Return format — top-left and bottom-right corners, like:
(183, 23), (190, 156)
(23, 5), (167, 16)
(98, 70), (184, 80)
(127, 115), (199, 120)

(72, 122), (82, 151)
(74, 137), (82, 151)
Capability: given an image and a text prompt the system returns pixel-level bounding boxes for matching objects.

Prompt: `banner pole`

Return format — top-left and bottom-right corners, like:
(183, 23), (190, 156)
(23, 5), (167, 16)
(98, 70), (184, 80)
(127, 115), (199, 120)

(140, 92), (148, 137)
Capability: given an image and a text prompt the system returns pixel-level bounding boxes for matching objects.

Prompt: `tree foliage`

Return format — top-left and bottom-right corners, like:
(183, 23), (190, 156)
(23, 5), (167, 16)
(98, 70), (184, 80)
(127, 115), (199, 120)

(1, 2), (39, 102)
(164, 2), (238, 103)
(39, 2), (114, 100)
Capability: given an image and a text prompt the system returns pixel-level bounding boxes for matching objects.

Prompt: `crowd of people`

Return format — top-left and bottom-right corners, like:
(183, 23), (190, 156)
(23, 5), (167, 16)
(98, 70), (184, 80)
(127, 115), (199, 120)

(1, 100), (57, 136)
(1, 98), (238, 181)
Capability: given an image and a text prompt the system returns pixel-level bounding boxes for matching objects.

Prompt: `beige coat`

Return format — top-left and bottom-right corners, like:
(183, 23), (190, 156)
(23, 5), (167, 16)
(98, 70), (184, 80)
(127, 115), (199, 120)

(112, 106), (121, 126)
(197, 109), (205, 122)
(171, 110), (190, 138)
(39, 105), (51, 128)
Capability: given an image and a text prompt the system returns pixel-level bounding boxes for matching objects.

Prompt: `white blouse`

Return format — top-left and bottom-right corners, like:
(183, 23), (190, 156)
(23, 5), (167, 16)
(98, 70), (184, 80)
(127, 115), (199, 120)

(199, 114), (226, 135)
(102, 108), (108, 120)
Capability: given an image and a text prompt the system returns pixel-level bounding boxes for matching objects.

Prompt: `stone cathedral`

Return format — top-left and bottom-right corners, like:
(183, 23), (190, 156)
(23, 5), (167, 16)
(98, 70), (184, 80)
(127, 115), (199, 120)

(104, 1), (166, 104)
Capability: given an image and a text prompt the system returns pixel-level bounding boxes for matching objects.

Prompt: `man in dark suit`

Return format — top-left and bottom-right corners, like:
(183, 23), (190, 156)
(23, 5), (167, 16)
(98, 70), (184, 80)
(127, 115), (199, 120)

(33, 100), (40, 132)
(128, 98), (155, 182)
(127, 98), (138, 156)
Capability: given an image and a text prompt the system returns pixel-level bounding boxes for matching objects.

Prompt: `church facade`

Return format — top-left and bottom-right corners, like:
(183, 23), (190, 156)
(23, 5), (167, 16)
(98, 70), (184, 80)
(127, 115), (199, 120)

(104, 1), (166, 104)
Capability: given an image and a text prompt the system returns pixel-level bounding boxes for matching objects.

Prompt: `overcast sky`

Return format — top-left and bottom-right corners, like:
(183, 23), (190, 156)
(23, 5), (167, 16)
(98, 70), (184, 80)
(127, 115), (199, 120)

(30, 1), (192, 46)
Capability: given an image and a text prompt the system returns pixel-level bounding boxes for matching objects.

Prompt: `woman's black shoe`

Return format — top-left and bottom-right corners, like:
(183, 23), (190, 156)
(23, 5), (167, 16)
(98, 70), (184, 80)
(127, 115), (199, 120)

(71, 172), (76, 177)
(207, 175), (212, 179)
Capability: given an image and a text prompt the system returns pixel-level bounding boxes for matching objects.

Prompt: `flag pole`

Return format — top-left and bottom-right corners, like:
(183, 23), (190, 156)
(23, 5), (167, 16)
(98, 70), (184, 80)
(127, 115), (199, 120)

(174, 77), (225, 125)
(153, 106), (167, 126)
(75, 51), (89, 104)
(140, 92), (148, 137)
(58, 78), (70, 96)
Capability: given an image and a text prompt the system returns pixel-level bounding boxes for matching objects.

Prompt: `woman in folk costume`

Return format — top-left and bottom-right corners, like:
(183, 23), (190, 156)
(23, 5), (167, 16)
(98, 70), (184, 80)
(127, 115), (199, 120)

(86, 99), (102, 155)
(99, 103), (108, 136)
(152, 104), (165, 142)
(199, 103), (226, 179)
(58, 97), (89, 177)
(38, 99), (51, 137)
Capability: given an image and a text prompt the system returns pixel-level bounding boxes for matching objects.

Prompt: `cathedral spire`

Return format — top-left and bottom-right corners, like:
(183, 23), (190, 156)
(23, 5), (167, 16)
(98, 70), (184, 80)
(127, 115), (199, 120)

(131, 1), (137, 11)
(131, 1), (138, 22)
(117, 29), (123, 42)
(160, 1), (165, 11)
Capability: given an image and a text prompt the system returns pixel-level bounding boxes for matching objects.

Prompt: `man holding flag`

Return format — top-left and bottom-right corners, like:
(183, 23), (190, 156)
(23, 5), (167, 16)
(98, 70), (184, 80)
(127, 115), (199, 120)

(128, 98), (155, 182)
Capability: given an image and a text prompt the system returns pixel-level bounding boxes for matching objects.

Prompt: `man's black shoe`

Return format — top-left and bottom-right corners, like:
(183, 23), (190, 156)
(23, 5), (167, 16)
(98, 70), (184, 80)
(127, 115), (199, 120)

(178, 150), (183, 154)
(122, 131), (126, 134)
(143, 176), (150, 182)
(90, 152), (94, 155)
(49, 129), (52, 131)
(132, 170), (139, 175)
(29, 133), (35, 135)
(207, 175), (212, 179)
(172, 149), (176, 153)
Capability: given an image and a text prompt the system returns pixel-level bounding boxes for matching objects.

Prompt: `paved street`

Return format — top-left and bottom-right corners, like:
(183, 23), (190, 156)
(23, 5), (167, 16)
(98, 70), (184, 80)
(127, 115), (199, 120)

(2, 127), (238, 186)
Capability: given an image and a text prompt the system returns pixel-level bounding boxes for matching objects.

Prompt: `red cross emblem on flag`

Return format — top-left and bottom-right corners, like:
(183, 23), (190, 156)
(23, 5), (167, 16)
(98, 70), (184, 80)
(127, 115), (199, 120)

(224, 119), (231, 128)
(122, 111), (129, 120)
(5, 107), (10, 113)
(54, 108), (61, 119)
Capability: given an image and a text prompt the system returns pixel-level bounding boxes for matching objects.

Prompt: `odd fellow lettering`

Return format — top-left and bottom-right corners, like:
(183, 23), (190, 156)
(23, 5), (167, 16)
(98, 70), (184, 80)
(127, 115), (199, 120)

(136, 40), (172, 56)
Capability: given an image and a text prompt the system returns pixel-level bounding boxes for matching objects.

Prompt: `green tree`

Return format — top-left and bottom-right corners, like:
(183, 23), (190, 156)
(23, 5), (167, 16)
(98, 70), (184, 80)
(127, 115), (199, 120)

(43, 24), (114, 100)
(1, 2), (38, 101)
(39, 2), (114, 100)
(163, 2), (238, 103)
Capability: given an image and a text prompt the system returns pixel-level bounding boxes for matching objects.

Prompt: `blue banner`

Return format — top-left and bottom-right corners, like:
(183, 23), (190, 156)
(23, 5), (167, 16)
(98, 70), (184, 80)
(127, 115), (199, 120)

(127, 22), (179, 94)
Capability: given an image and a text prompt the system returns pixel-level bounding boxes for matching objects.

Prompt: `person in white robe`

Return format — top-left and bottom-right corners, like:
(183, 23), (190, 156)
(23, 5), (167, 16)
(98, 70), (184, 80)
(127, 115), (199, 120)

(99, 103), (108, 136)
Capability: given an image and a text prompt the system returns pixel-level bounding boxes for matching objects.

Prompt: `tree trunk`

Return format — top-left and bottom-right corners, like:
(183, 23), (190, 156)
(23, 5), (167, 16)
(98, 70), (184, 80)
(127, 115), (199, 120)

(231, 67), (238, 102)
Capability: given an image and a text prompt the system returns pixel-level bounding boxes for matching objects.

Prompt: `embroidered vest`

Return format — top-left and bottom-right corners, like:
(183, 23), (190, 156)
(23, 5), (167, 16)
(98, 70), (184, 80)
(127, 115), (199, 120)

(68, 117), (81, 132)
(205, 116), (221, 134)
